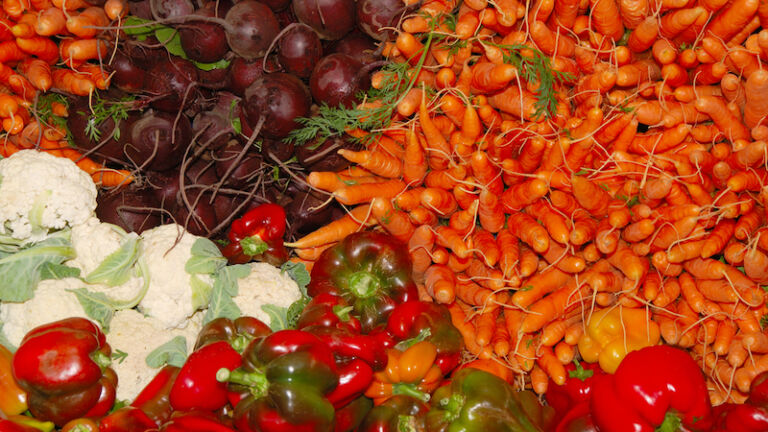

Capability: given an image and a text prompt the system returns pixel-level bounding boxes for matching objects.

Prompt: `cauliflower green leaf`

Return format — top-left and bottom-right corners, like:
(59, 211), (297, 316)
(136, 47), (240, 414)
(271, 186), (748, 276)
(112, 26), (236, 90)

(202, 264), (250, 325)
(84, 232), (140, 286)
(146, 335), (187, 368)
(67, 288), (115, 330)
(39, 262), (82, 280)
(185, 238), (227, 275)
(0, 234), (75, 302)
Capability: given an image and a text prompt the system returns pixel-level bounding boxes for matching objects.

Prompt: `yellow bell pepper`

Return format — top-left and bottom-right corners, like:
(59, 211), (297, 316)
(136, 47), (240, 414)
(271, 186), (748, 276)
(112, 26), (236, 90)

(578, 307), (660, 373)
(0, 344), (27, 416)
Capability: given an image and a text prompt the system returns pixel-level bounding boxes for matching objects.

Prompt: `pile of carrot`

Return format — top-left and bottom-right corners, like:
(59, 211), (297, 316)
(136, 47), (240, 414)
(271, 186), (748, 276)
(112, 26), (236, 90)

(287, 0), (768, 405)
(0, 0), (133, 186)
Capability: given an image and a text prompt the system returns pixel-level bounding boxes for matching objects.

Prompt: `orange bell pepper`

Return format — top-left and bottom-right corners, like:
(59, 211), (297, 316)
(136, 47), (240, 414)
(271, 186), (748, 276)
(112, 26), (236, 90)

(0, 344), (27, 416)
(364, 341), (443, 405)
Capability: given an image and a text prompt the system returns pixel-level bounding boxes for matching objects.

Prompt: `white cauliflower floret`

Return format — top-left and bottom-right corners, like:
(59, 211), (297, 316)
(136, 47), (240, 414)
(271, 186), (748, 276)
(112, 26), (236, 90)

(106, 309), (202, 401)
(0, 278), (89, 347)
(0, 150), (97, 243)
(66, 217), (146, 303)
(138, 224), (214, 329)
(233, 262), (301, 324)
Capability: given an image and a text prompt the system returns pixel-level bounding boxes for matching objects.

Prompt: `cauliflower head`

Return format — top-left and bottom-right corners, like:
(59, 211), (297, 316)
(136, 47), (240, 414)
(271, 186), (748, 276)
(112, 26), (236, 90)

(0, 277), (89, 347)
(0, 150), (97, 242)
(66, 217), (146, 303)
(233, 262), (302, 324)
(138, 224), (217, 329)
(106, 309), (202, 401)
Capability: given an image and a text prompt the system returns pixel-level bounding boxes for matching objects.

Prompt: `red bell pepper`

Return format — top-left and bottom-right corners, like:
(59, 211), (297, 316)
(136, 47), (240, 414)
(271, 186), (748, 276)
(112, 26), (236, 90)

(554, 402), (597, 432)
(546, 360), (604, 425)
(386, 301), (463, 375)
(325, 358), (374, 409)
(131, 365), (180, 426)
(296, 293), (362, 333)
(169, 341), (242, 412)
(11, 318), (115, 427)
(334, 396), (373, 432)
(711, 370), (768, 432)
(220, 203), (288, 265)
(160, 411), (236, 432)
(304, 325), (388, 371)
(99, 406), (157, 432)
(193, 316), (272, 352)
(590, 345), (713, 432)
(749, 370), (768, 410)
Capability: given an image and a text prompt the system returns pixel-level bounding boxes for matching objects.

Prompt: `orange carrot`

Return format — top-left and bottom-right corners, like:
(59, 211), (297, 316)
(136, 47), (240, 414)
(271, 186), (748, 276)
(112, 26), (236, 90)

(338, 148), (402, 178)
(285, 205), (375, 249)
(425, 264), (456, 304)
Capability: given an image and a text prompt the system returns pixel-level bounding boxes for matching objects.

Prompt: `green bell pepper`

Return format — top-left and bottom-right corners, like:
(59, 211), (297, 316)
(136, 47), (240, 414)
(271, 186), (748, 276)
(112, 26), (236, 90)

(424, 368), (555, 432)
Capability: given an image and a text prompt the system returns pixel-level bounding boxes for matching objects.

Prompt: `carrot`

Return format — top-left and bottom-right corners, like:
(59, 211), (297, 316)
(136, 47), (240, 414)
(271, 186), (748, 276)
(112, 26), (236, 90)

(659, 7), (706, 39)
(590, 0), (624, 41)
(285, 205), (375, 248)
(16, 58), (51, 91)
(695, 96), (751, 142)
(104, 0), (129, 20)
(628, 16), (659, 53)
(607, 245), (648, 280)
(527, 200), (570, 245)
(466, 258), (504, 291)
(744, 69), (768, 128)
(571, 175), (613, 217)
(500, 178), (548, 212)
(66, 7), (109, 38)
(512, 267), (571, 309)
(333, 179), (405, 205)
(508, 212), (550, 253)
(529, 20), (575, 56)
(425, 264), (455, 304)
(408, 225), (435, 282)
(59, 38), (110, 66)
(90, 169), (134, 187)
(470, 150), (503, 195)
(419, 98), (452, 169)
(51, 68), (95, 96)
(421, 187), (458, 216)
(371, 197), (415, 243)
(403, 128), (426, 185)
(470, 62), (518, 94)
(487, 85), (539, 120)
(706, 0), (760, 41)
(434, 225), (471, 258)
(537, 345), (567, 385)
(338, 148), (402, 178)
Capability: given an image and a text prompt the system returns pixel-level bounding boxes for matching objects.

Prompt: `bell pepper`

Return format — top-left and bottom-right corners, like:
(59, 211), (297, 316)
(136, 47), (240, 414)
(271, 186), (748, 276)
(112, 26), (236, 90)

(365, 341), (443, 405)
(749, 370), (768, 410)
(590, 345), (712, 432)
(304, 325), (388, 371)
(131, 365), (180, 426)
(161, 411), (237, 432)
(326, 358), (374, 409)
(0, 417), (53, 432)
(711, 370), (768, 432)
(424, 368), (555, 432)
(11, 317), (115, 426)
(61, 418), (99, 432)
(553, 402), (597, 432)
(334, 396), (373, 432)
(545, 360), (604, 424)
(308, 231), (419, 333)
(296, 293), (362, 333)
(221, 203), (288, 265)
(577, 306), (660, 373)
(358, 395), (429, 432)
(217, 329), (339, 432)
(194, 316), (272, 352)
(99, 406), (158, 432)
(386, 301), (463, 375)
(0, 344), (26, 416)
(169, 340), (243, 412)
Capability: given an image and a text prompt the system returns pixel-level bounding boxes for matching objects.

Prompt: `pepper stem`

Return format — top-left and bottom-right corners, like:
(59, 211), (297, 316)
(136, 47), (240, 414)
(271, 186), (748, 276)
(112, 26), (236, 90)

(393, 383), (430, 403)
(568, 359), (594, 381)
(216, 368), (269, 398)
(438, 393), (466, 423)
(348, 271), (380, 299)
(241, 236), (268, 257)
(91, 351), (112, 370)
(655, 411), (682, 432)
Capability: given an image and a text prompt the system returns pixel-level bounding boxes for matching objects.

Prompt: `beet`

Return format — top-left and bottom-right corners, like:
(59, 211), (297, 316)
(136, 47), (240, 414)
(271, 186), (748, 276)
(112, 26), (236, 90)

(309, 53), (369, 108)
(213, 141), (264, 188)
(179, 9), (229, 63)
(191, 92), (239, 149)
(96, 188), (162, 234)
(109, 53), (146, 92)
(296, 135), (354, 171)
(228, 56), (278, 96)
(284, 187), (336, 236)
(292, 0), (355, 40)
(224, 1), (281, 59)
(150, 0), (194, 19)
(277, 23), (322, 79)
(125, 110), (192, 171)
(145, 57), (199, 112)
(328, 31), (380, 64)
(67, 98), (137, 164)
(356, 0), (405, 41)
(242, 72), (311, 139)
(174, 189), (218, 236)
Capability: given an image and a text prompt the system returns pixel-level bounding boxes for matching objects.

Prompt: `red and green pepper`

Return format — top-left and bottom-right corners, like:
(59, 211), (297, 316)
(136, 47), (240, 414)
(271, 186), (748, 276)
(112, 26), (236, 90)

(221, 203), (288, 266)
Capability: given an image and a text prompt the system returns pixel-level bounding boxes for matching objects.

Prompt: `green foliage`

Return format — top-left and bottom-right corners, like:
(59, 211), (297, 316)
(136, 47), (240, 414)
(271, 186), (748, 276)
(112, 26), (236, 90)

(146, 335), (187, 368)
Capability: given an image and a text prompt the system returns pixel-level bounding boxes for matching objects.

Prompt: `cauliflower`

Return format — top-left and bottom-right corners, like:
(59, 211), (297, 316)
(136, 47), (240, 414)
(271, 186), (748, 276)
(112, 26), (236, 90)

(106, 309), (202, 401)
(0, 150), (97, 243)
(66, 217), (146, 303)
(0, 277), (89, 347)
(233, 262), (302, 324)
(138, 224), (218, 329)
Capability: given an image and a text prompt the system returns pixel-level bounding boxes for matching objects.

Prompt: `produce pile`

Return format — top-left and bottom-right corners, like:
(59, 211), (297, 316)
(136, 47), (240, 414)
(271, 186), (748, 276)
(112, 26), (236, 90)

(5, 0), (768, 428)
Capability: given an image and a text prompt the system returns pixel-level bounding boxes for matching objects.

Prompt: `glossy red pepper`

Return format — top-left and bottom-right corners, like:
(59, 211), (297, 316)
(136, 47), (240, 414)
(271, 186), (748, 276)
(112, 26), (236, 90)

(169, 341), (242, 412)
(590, 345), (712, 432)
(304, 325), (388, 371)
(326, 358), (374, 409)
(546, 360), (604, 424)
(296, 293), (362, 333)
(99, 406), (157, 432)
(221, 203), (288, 265)
(11, 318), (115, 427)
(334, 396), (373, 432)
(131, 365), (180, 426)
(194, 316), (272, 352)
(386, 301), (463, 375)
(554, 402), (597, 432)
(160, 411), (236, 432)
(0, 420), (47, 432)
(711, 370), (768, 432)
(749, 371), (768, 410)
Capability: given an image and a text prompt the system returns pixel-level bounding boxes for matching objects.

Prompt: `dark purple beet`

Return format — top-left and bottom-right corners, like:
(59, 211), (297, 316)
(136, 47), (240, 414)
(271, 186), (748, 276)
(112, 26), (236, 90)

(261, 138), (295, 163)
(296, 135), (354, 171)
(125, 110), (192, 171)
(122, 37), (165, 69)
(214, 141), (264, 188)
(197, 65), (232, 90)
(328, 31), (380, 64)
(110, 53), (146, 92)
(277, 24), (322, 79)
(356, 0), (405, 41)
(145, 57), (199, 112)
(309, 53), (369, 108)
(202, 0), (234, 16)
(150, 0), (194, 18)
(292, 0), (355, 40)
(67, 98), (137, 164)
(147, 169), (182, 212)
(228, 57), (276, 96)
(179, 9), (229, 63)
(224, 0), (281, 60)
(96, 188), (162, 234)
(284, 187), (336, 236)
(174, 189), (218, 236)
(192, 92), (239, 149)
(242, 72), (311, 139)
